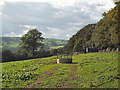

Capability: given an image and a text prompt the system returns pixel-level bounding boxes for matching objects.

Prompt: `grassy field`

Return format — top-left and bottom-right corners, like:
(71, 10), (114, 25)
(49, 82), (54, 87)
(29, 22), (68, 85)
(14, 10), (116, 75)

(50, 45), (64, 49)
(1, 52), (119, 88)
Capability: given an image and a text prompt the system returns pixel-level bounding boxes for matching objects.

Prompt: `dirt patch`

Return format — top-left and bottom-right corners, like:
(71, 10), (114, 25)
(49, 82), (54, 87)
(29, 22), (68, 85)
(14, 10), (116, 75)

(25, 65), (60, 88)
(25, 64), (79, 88)
(61, 65), (79, 88)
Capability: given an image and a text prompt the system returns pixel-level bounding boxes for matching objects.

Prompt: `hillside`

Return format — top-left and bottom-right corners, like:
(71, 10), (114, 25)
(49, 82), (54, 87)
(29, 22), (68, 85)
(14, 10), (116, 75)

(1, 37), (20, 51)
(64, 24), (96, 52)
(1, 37), (67, 51)
(1, 52), (119, 88)
(64, 4), (120, 52)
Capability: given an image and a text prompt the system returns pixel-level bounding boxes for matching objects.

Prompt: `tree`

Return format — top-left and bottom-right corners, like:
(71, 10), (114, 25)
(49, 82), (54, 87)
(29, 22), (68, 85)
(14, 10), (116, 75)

(2, 49), (15, 62)
(73, 40), (83, 52)
(50, 49), (58, 56)
(37, 49), (50, 58)
(19, 29), (44, 58)
(113, 0), (120, 5)
(102, 12), (106, 17)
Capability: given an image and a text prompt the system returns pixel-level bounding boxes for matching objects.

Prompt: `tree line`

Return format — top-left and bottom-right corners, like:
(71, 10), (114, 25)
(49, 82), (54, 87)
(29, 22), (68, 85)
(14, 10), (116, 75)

(2, 29), (64, 62)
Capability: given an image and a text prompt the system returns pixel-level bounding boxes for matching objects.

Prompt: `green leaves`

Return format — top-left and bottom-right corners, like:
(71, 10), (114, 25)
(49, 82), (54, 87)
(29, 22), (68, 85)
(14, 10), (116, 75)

(19, 29), (44, 58)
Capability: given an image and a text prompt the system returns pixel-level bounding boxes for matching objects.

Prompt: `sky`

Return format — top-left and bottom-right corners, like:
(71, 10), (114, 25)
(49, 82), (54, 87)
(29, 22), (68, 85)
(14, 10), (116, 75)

(0, 0), (116, 40)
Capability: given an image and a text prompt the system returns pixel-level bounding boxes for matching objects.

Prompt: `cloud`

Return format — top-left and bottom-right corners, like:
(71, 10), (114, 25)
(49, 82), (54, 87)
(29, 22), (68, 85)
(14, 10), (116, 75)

(0, 1), (5, 6)
(113, 0), (120, 3)
(0, 0), (5, 15)
(21, 25), (37, 29)
(5, 30), (28, 37)
(2, 0), (115, 40)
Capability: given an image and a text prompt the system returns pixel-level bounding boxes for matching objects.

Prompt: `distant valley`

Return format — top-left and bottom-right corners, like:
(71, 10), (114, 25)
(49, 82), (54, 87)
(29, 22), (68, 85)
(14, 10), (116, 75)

(0, 37), (68, 51)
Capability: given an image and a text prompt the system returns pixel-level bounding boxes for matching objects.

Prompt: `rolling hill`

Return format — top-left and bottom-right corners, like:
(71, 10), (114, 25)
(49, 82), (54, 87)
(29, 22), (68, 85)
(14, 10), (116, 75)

(1, 37), (67, 51)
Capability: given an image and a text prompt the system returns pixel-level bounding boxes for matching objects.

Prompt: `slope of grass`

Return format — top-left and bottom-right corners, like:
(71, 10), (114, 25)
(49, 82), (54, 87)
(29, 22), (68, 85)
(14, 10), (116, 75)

(1, 52), (119, 88)
(50, 45), (64, 49)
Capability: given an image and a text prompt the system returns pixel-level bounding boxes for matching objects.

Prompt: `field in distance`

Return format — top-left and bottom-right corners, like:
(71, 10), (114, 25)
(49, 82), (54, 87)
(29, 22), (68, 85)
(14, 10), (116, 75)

(1, 37), (67, 51)
(1, 52), (119, 88)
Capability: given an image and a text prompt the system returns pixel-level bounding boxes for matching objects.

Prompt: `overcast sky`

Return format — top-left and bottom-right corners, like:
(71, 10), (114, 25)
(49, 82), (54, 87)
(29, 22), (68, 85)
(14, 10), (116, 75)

(0, 0), (115, 40)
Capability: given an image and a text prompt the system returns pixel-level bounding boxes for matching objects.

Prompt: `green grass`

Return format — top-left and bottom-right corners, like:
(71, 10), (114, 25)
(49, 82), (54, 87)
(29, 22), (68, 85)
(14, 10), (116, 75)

(9, 43), (19, 48)
(50, 46), (64, 49)
(1, 52), (119, 88)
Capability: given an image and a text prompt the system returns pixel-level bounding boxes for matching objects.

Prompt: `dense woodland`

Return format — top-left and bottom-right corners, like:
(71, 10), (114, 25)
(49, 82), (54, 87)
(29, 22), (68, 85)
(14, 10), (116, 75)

(1, 2), (120, 62)
(64, 3), (120, 53)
